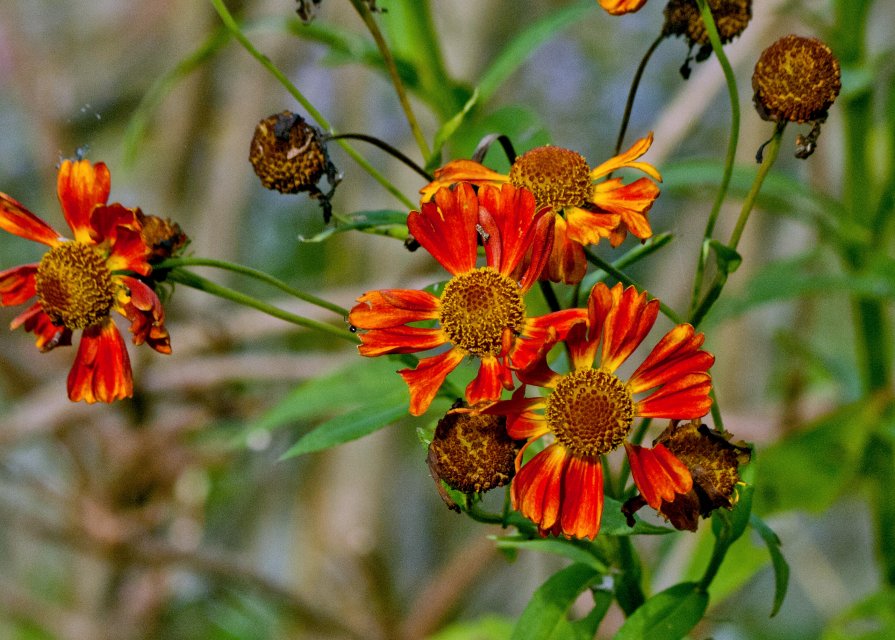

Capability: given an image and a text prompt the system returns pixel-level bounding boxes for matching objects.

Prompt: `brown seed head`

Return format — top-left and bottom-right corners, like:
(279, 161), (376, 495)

(663, 0), (752, 47)
(427, 410), (520, 508)
(752, 34), (841, 124)
(249, 111), (330, 194)
(137, 210), (189, 261)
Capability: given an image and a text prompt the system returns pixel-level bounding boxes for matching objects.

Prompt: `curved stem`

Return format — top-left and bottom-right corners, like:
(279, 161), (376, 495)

(209, 0), (414, 210)
(687, 0), (741, 317)
(328, 133), (433, 181)
(167, 269), (359, 344)
(583, 249), (683, 324)
(615, 34), (665, 155)
(156, 257), (348, 316)
(347, 0), (431, 160)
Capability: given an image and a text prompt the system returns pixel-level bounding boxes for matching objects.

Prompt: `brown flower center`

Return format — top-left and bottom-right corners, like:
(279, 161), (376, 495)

(427, 411), (519, 495)
(439, 267), (525, 357)
(36, 242), (114, 329)
(546, 369), (634, 457)
(752, 34), (841, 124)
(663, 0), (752, 46)
(509, 146), (591, 211)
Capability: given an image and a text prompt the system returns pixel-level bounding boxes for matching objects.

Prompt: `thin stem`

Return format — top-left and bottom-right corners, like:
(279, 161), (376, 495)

(347, 0), (431, 159)
(687, 0), (741, 317)
(167, 269), (359, 344)
(328, 133), (433, 181)
(538, 280), (562, 314)
(688, 123), (784, 327)
(157, 257), (348, 316)
(209, 0), (414, 210)
(615, 34), (665, 155)
(584, 249), (683, 324)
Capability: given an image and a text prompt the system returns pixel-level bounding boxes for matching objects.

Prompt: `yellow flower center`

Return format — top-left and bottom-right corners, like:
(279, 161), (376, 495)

(546, 369), (634, 457)
(509, 146), (592, 211)
(439, 267), (525, 357)
(35, 242), (115, 330)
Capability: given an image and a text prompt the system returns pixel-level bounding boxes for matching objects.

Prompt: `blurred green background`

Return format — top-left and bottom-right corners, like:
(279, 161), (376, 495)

(0, 1), (892, 638)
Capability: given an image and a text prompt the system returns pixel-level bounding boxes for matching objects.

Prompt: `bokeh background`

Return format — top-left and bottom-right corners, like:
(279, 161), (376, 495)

(0, 1), (892, 638)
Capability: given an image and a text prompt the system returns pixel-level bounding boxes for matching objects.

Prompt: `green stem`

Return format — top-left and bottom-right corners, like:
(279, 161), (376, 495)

(347, 0), (430, 159)
(157, 257), (348, 316)
(687, 0), (741, 317)
(688, 123), (784, 327)
(615, 34), (665, 155)
(167, 269), (359, 344)
(209, 0), (414, 210)
(583, 249), (683, 324)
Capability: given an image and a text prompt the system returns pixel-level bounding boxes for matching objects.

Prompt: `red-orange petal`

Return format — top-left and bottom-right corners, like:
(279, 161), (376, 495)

(597, 0), (649, 16)
(399, 347), (465, 416)
(118, 276), (171, 354)
(628, 324), (714, 394)
(419, 160), (509, 201)
(57, 159), (111, 242)
(512, 309), (587, 375)
(512, 442), (569, 534)
(357, 326), (446, 356)
(564, 205), (619, 247)
(11, 303), (72, 351)
(589, 134), (661, 181)
(67, 319), (133, 403)
(543, 215), (587, 285)
(94, 204), (152, 275)
(0, 264), (38, 306)
(0, 193), (62, 246)
(408, 183), (479, 275)
(560, 455), (604, 540)
(600, 284), (659, 373)
(636, 372), (713, 419)
(465, 356), (509, 406)
(625, 442), (692, 510)
(349, 289), (441, 329)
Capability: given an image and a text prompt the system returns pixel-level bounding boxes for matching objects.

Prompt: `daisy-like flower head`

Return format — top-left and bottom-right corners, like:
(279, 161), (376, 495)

(420, 136), (661, 284)
(349, 182), (584, 416)
(598, 0), (649, 16)
(491, 282), (714, 539)
(0, 159), (171, 403)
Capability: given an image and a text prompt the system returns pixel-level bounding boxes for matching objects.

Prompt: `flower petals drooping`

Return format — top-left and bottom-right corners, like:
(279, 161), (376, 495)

(492, 282), (714, 539)
(68, 320), (133, 403)
(420, 135), (661, 284)
(350, 183), (555, 415)
(0, 159), (172, 402)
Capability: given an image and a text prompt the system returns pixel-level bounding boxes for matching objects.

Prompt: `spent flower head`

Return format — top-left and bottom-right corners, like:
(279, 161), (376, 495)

(0, 159), (171, 402)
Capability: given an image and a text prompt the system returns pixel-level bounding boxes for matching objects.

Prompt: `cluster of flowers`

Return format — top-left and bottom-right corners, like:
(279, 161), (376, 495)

(347, 138), (745, 539)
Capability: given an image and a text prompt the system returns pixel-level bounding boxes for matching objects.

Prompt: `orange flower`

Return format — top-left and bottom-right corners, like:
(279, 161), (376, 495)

(598, 0), (648, 15)
(420, 136), (661, 284)
(349, 183), (583, 416)
(489, 282), (714, 539)
(0, 159), (171, 403)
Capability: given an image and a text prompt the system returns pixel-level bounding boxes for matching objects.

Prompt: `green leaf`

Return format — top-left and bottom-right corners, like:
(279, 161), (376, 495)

(510, 563), (603, 640)
(477, 0), (594, 103)
(821, 588), (895, 640)
(569, 589), (613, 639)
(299, 209), (409, 242)
(279, 391), (409, 459)
(427, 89), (480, 171)
(706, 239), (742, 276)
(600, 497), (675, 536)
(711, 481), (753, 545)
(753, 394), (893, 514)
(426, 615), (515, 640)
(612, 582), (708, 640)
(750, 514), (790, 617)
(493, 535), (609, 573)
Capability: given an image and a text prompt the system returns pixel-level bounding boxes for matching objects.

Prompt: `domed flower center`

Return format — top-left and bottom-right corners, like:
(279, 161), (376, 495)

(509, 146), (592, 211)
(546, 369), (634, 457)
(439, 267), (525, 357)
(35, 242), (115, 330)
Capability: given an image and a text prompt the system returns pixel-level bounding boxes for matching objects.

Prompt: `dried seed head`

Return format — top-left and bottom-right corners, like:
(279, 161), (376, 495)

(249, 111), (330, 194)
(752, 34), (841, 124)
(663, 0), (752, 47)
(137, 210), (189, 262)
(427, 409), (521, 510)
